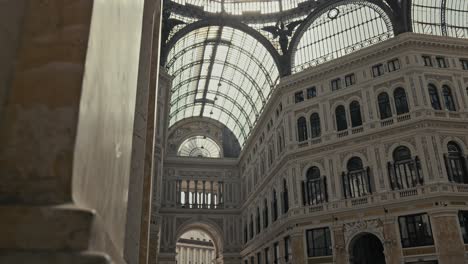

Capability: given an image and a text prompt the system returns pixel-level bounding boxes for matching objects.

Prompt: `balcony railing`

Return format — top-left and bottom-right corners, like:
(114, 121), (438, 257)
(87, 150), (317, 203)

(387, 157), (423, 190)
(342, 167), (372, 199)
(301, 177), (328, 206)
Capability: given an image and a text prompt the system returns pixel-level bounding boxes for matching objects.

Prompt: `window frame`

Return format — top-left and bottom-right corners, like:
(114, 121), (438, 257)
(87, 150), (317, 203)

(331, 78), (342, 91)
(422, 55), (433, 67)
(345, 73), (356, 87)
(436, 56), (448, 68)
(398, 213), (434, 248)
(295, 91), (305, 103)
(372, 63), (385, 77)
(460, 59), (468, 70)
(387, 58), (401, 72)
(307, 87), (317, 99)
(306, 227), (333, 257)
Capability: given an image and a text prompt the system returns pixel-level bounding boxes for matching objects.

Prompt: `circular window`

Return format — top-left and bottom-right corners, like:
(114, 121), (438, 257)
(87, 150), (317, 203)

(178, 136), (221, 158)
(328, 8), (340, 19)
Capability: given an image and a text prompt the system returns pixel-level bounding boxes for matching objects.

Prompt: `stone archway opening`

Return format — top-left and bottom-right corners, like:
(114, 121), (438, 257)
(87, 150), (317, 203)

(349, 233), (386, 264)
(174, 220), (226, 264)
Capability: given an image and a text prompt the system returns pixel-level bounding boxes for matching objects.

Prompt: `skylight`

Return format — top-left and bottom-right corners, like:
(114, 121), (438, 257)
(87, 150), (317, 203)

(178, 136), (221, 158)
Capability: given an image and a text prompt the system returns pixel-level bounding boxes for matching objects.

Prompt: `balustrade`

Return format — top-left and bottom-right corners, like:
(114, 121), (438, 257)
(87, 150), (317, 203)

(176, 179), (225, 209)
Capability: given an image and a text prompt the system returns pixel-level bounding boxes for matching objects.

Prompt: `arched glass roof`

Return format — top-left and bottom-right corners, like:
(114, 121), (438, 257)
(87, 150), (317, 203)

(412, 0), (468, 38)
(171, 0), (317, 15)
(166, 26), (280, 146)
(178, 136), (221, 158)
(292, 2), (393, 72)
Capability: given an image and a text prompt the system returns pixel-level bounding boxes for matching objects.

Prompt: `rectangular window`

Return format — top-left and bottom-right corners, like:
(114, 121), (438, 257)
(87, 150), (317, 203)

(295, 91), (304, 103)
(250, 256), (255, 264)
(388, 58), (401, 72)
(436, 57), (448, 68)
(306, 227), (332, 257)
(398, 213), (434, 248)
(284, 236), (292, 262)
(345, 73), (356, 87)
(459, 211), (468, 244)
(307, 86), (317, 99)
(460, 59), (468, 70)
(372, 64), (384, 77)
(257, 252), (262, 264)
(273, 242), (280, 264)
(423, 55), (433, 67)
(331, 78), (342, 91)
(265, 247), (270, 264)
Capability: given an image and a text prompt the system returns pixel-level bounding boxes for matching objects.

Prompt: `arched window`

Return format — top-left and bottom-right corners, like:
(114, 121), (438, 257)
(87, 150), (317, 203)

(445, 142), (468, 183)
(272, 190), (278, 222)
(428, 84), (442, 110)
(292, 3), (393, 72)
(378, 92), (392, 119)
(256, 207), (261, 234)
(263, 199), (269, 228)
(335, 105), (348, 131)
(342, 157), (371, 198)
(297, 117), (308, 142)
(310, 113), (321, 138)
(350, 101), (363, 127)
(303, 166), (327, 205)
(388, 146), (423, 190)
(394, 88), (410, 115)
(250, 214), (254, 239)
(442, 85), (456, 111)
(282, 179), (289, 214)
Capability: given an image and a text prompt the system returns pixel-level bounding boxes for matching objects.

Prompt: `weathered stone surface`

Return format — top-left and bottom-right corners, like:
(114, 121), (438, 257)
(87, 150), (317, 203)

(0, 205), (93, 251)
(431, 213), (465, 264)
(0, 251), (110, 264)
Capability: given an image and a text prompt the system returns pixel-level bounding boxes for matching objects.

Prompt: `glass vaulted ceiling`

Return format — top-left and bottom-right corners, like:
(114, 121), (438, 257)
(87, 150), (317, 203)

(166, 26), (280, 146)
(172, 0), (315, 15)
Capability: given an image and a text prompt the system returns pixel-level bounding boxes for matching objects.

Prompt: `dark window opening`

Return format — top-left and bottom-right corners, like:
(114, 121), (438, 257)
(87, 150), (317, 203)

(388, 58), (401, 72)
(335, 105), (348, 131)
(378, 92), (392, 119)
(436, 57), (447, 68)
(422, 55), (433, 67)
(297, 117), (308, 142)
(284, 236), (292, 262)
(372, 63), (384, 77)
(345, 73), (356, 87)
(303, 167), (328, 205)
(398, 213), (434, 248)
(428, 84), (442, 110)
(310, 113), (321, 138)
(331, 78), (342, 91)
(343, 157), (371, 198)
(350, 101), (363, 127)
(444, 142), (468, 183)
(394, 87), (410, 115)
(307, 87), (317, 99)
(442, 85), (456, 111)
(272, 190), (278, 222)
(295, 91), (304, 103)
(388, 146), (423, 190)
(306, 227), (332, 257)
(460, 59), (468, 70)
(459, 211), (468, 244)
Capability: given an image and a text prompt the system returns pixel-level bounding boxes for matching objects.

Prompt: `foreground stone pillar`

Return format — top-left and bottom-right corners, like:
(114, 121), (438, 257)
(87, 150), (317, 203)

(291, 231), (306, 264)
(431, 211), (465, 264)
(0, 0), (162, 263)
(332, 225), (347, 264)
(382, 218), (403, 264)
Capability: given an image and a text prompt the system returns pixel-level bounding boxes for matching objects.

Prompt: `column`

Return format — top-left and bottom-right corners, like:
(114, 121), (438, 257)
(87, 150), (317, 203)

(203, 180), (206, 208)
(431, 211), (465, 264)
(290, 232), (306, 264)
(210, 181), (214, 208)
(186, 180), (190, 207)
(194, 180), (198, 208)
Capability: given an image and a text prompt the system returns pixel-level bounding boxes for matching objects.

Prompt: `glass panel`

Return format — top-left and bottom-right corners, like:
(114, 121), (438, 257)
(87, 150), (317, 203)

(167, 26), (280, 147)
(293, 3), (393, 72)
(178, 136), (222, 158)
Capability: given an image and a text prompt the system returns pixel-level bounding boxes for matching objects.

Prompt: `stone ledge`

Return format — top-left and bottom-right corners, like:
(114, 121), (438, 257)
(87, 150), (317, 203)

(0, 251), (110, 264)
(0, 204), (94, 251)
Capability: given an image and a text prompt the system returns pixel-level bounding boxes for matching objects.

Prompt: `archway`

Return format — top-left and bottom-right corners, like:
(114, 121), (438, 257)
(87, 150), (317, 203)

(176, 229), (217, 264)
(349, 233), (385, 264)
